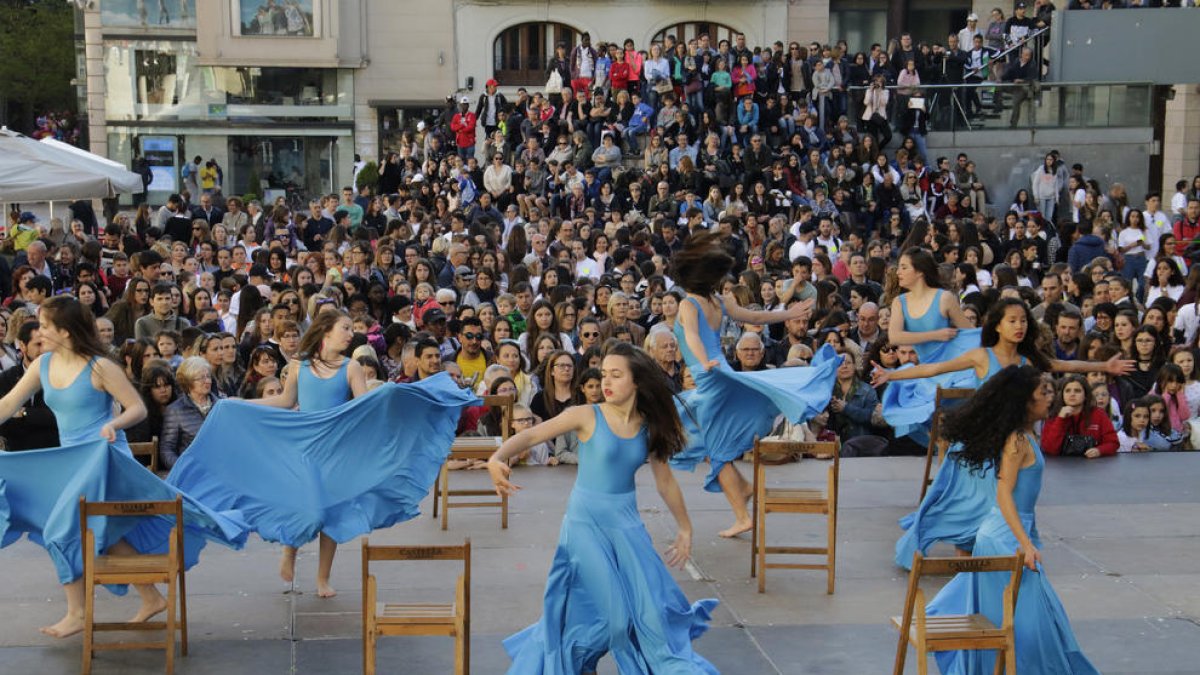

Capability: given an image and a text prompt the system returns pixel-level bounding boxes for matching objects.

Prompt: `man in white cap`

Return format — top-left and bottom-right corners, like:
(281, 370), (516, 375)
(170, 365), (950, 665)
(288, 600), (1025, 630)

(958, 13), (982, 52)
(450, 95), (477, 160)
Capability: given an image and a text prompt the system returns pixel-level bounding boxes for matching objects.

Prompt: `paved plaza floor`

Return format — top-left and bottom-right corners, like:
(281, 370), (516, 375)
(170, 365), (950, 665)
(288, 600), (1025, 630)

(0, 453), (1196, 674)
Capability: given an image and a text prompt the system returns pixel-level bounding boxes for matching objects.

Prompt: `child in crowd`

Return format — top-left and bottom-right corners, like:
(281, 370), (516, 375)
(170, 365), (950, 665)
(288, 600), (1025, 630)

(496, 292), (526, 338)
(1118, 398), (1154, 453)
(1091, 381), (1121, 430)
(513, 403), (556, 465)
(156, 330), (183, 368)
(1145, 394), (1185, 450)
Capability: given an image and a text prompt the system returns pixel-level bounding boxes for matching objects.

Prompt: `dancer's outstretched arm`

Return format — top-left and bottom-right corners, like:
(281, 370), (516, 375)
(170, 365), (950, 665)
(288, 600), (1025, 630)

(252, 361), (300, 408)
(1049, 355), (1135, 377)
(724, 293), (814, 327)
(650, 458), (693, 568)
(870, 348), (988, 386)
(488, 405), (590, 496)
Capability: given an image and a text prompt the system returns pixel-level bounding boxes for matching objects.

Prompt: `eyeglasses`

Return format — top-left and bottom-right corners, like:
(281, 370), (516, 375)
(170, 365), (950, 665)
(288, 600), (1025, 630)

(880, 345), (896, 353)
(554, 362), (574, 370)
(462, 332), (482, 340)
(440, 301), (456, 307)
(513, 416), (535, 424)
(581, 331), (599, 338)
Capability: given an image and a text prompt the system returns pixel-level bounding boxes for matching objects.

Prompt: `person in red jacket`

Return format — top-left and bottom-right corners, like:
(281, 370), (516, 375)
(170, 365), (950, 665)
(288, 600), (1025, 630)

(450, 96), (478, 160)
(1043, 374), (1119, 458)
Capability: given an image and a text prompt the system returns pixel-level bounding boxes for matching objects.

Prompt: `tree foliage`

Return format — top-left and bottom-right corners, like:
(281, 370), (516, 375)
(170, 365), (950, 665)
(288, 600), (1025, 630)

(0, 0), (78, 130)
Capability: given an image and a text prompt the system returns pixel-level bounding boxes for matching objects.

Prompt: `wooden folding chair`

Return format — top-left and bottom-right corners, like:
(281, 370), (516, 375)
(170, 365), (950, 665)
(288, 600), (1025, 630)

(434, 394), (514, 530)
(749, 438), (839, 594)
(362, 538), (470, 675)
(920, 388), (974, 502)
(892, 551), (1024, 675)
(80, 495), (187, 675)
(129, 437), (160, 474)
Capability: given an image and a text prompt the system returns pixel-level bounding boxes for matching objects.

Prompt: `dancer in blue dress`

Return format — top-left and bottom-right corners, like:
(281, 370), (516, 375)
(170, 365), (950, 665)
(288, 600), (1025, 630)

(670, 232), (842, 538)
(488, 342), (718, 674)
(874, 299), (1134, 568)
(256, 310), (367, 598)
(0, 296), (246, 638)
(168, 318), (475, 600)
(881, 247), (979, 443)
(927, 365), (1100, 674)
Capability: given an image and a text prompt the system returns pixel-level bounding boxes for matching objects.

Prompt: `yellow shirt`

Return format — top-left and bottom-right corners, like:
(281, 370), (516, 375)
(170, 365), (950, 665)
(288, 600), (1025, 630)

(456, 350), (488, 386)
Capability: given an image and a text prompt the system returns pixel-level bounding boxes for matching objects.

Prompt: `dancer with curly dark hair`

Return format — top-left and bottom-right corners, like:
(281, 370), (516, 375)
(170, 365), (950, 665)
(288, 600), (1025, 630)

(927, 365), (1100, 675)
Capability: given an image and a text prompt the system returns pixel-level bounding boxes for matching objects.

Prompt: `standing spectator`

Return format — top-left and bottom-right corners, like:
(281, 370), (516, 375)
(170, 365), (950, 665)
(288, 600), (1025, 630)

(475, 79), (508, 139)
(569, 33), (598, 94)
(450, 96), (478, 160)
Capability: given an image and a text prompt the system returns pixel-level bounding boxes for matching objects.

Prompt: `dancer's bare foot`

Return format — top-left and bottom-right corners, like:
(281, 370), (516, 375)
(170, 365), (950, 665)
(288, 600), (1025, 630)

(279, 548), (297, 583)
(39, 613), (85, 638)
(316, 580), (337, 598)
(718, 519), (753, 538)
(129, 594), (168, 623)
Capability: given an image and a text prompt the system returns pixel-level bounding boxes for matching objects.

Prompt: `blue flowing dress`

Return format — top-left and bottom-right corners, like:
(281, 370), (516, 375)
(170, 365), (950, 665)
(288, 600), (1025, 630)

(927, 435), (1100, 675)
(881, 290), (981, 444)
(167, 370), (478, 547)
(895, 349), (1025, 569)
(504, 405), (719, 674)
(0, 354), (248, 589)
(669, 297), (842, 491)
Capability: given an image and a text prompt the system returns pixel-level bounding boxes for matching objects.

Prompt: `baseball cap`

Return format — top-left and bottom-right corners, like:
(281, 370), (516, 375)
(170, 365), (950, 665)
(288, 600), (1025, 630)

(459, 95), (470, 104)
(454, 265), (475, 279)
(485, 79), (499, 88)
(1015, 2), (1026, 8)
(18, 211), (37, 224)
(416, 121), (426, 131)
(967, 12), (978, 20)
(423, 307), (447, 323)
(410, 173), (424, 184)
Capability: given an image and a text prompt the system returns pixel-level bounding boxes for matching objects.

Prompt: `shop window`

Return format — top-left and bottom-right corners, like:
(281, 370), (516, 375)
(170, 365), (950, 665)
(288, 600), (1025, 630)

(650, 22), (739, 48)
(493, 22), (581, 87)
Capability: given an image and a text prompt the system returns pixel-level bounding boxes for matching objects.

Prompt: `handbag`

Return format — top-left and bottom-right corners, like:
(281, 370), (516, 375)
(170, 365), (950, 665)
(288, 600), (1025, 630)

(1061, 434), (1095, 457)
(653, 78), (674, 95)
(545, 70), (563, 95)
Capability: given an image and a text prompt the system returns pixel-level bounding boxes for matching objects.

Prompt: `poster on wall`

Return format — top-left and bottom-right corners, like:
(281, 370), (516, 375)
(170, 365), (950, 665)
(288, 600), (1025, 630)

(235, 0), (318, 37)
(101, 0), (197, 29)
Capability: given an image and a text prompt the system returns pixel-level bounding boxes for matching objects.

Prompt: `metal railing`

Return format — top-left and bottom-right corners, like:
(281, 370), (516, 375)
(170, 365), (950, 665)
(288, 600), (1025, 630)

(845, 80), (1153, 132)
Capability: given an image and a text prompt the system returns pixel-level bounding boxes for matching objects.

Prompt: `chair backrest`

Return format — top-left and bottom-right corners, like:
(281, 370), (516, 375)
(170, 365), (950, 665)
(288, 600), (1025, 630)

(896, 551), (1023, 644)
(78, 496), (185, 565)
(753, 438), (840, 500)
(934, 387), (975, 408)
(129, 437), (159, 473)
(479, 394), (515, 440)
(362, 538), (471, 592)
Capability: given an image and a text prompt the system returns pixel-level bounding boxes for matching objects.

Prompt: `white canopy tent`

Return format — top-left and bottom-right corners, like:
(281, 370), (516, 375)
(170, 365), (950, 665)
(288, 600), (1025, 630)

(0, 128), (143, 202)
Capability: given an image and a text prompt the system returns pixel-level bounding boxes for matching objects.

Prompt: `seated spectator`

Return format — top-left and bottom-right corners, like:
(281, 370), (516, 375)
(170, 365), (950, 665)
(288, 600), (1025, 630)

(1042, 375), (1119, 458)
(159, 356), (221, 469)
(828, 350), (879, 441)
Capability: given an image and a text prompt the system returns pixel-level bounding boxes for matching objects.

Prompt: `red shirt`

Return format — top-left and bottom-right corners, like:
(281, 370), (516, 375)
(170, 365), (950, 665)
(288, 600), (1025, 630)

(610, 62), (631, 90)
(1042, 407), (1119, 456)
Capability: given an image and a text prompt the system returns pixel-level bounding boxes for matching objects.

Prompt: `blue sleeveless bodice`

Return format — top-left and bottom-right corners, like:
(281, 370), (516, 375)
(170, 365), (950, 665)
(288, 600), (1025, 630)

(575, 405), (648, 494)
(674, 297), (728, 372)
(40, 354), (127, 449)
(297, 359), (351, 412)
(981, 348), (1027, 385)
(1011, 433), (1044, 517)
(900, 289), (948, 363)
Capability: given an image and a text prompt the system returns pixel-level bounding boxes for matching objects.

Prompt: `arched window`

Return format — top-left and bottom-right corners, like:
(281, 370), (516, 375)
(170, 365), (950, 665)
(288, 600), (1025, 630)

(650, 21), (740, 48)
(493, 22), (580, 87)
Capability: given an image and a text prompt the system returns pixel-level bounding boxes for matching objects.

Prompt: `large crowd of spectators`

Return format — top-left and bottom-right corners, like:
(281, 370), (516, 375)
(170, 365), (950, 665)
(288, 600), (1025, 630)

(1, 21), (1198, 466)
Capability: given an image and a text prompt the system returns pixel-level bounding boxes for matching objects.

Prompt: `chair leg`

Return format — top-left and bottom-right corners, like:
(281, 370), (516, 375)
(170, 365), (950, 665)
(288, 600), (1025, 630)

(454, 630), (465, 675)
(364, 630), (377, 675)
(440, 463), (450, 531)
(893, 636), (908, 675)
(165, 578), (176, 675)
(826, 506), (837, 595)
(179, 570), (189, 656)
(82, 579), (94, 675)
(1004, 641), (1017, 675)
(501, 491), (508, 530)
(917, 647), (929, 675)
(756, 506), (766, 594)
(431, 471), (440, 518)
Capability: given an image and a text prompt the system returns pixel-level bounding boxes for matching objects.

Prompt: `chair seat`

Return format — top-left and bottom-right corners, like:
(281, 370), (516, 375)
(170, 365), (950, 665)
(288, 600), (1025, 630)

(891, 613), (1006, 640)
(449, 437), (502, 459)
(377, 602), (458, 624)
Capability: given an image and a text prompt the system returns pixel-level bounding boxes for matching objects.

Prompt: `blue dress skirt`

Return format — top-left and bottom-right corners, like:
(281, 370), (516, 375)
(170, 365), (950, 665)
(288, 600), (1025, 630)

(505, 405), (718, 674)
(670, 298), (842, 492)
(0, 441), (248, 591)
(927, 436), (1099, 675)
(166, 373), (479, 547)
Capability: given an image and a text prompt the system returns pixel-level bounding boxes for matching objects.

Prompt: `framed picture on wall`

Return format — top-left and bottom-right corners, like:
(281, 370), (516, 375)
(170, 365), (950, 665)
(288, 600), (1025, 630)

(233, 0), (318, 37)
(101, 0), (197, 29)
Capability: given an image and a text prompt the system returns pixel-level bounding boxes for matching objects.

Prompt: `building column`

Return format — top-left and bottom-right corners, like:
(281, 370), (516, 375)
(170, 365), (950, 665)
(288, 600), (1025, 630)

(1163, 85), (1200, 194)
(887, 0), (910, 40)
(82, 5), (107, 158)
(787, 0), (830, 46)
